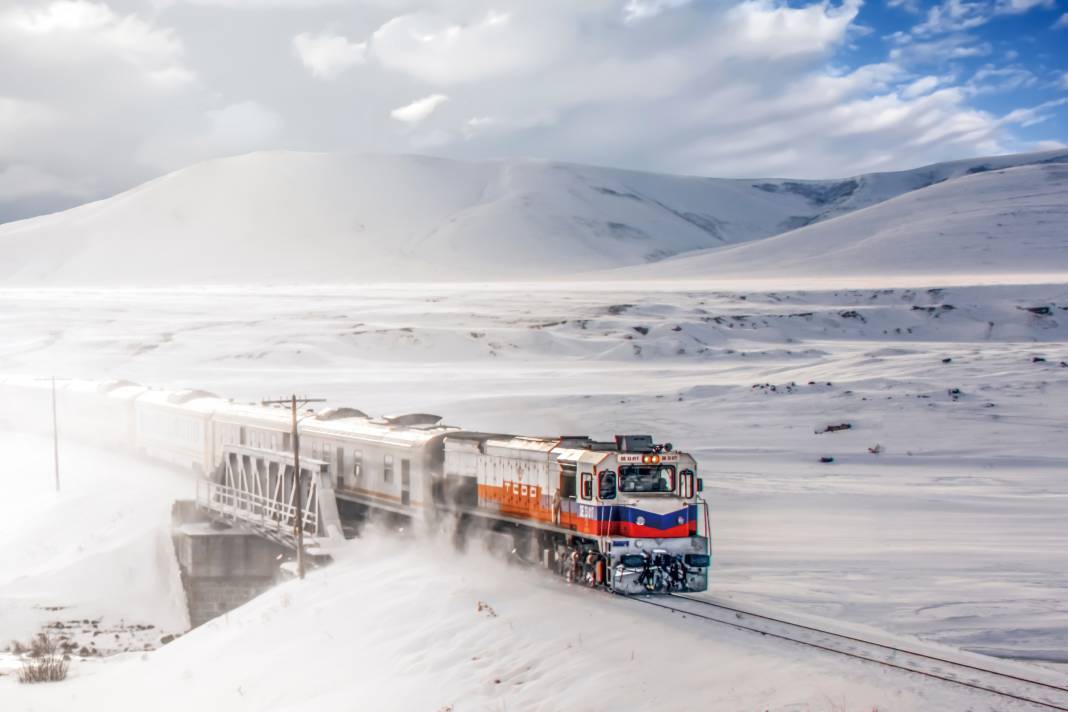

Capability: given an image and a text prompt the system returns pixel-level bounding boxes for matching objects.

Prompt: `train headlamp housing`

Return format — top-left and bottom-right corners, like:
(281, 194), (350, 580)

(640, 454), (661, 465)
(684, 554), (710, 568)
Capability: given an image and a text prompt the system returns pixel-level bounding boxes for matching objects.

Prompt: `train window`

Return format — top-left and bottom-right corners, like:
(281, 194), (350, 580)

(680, 469), (694, 498)
(384, 454), (394, 483)
(239, 427), (246, 446)
(598, 471), (617, 499)
(580, 473), (593, 500)
(282, 432), (291, 450)
(352, 451), (362, 479)
(618, 465), (676, 493)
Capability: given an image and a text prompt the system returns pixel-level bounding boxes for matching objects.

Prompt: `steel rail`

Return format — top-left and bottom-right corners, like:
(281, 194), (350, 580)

(671, 593), (1068, 696)
(628, 594), (1068, 711)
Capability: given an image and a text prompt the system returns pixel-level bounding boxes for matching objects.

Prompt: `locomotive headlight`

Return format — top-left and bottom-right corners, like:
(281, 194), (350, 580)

(636, 516), (646, 526)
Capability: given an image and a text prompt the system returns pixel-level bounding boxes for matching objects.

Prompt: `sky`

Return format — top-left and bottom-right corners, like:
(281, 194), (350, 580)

(0, 0), (1065, 223)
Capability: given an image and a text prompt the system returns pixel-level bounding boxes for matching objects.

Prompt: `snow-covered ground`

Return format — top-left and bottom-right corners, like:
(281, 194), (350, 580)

(1, 147), (1066, 708)
(0, 280), (1065, 690)
(2, 428), (1057, 712)
(0, 430), (190, 677)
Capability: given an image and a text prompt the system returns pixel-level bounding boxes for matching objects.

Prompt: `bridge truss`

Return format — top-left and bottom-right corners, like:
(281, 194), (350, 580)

(196, 445), (345, 551)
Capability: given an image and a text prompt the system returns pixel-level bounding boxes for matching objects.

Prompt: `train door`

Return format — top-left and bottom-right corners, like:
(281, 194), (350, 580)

(401, 459), (411, 505)
(560, 464), (577, 530)
(336, 446), (346, 489)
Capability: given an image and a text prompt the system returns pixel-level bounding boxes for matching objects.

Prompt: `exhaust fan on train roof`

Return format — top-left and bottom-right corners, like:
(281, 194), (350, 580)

(558, 435), (618, 451)
(165, 389), (218, 405)
(315, 407), (370, 421)
(615, 435), (655, 453)
(97, 379), (141, 394)
(381, 413), (443, 427)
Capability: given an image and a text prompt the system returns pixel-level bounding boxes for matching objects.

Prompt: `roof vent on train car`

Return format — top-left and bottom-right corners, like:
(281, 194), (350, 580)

(166, 389), (218, 404)
(383, 413), (443, 427)
(317, 407), (370, 421)
(97, 379), (140, 394)
(615, 434), (655, 453)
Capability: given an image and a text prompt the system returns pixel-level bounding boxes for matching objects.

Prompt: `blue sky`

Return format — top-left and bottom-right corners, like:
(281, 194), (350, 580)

(843, 0), (1067, 147)
(0, 0), (1065, 223)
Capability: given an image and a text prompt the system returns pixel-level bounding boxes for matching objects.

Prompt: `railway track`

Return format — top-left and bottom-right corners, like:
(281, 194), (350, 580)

(629, 593), (1068, 710)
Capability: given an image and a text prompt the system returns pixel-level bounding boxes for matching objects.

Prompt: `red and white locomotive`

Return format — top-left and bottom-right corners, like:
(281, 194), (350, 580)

(0, 376), (711, 594)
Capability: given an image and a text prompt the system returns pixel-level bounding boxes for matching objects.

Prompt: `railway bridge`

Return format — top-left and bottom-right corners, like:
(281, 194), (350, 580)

(172, 445), (345, 626)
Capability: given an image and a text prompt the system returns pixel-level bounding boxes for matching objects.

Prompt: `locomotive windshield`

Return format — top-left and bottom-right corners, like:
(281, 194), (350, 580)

(618, 464), (675, 493)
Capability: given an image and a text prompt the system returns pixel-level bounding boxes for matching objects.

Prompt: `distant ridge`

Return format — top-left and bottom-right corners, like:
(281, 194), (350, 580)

(618, 159), (1068, 284)
(0, 149), (1064, 285)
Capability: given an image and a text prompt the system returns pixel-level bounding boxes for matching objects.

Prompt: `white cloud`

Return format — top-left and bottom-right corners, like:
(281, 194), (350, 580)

(889, 34), (991, 64)
(913, 0), (991, 35)
(292, 31), (366, 79)
(371, 9), (558, 84)
(1030, 139), (1067, 150)
(966, 64), (1037, 94)
(1053, 12), (1068, 28)
(995, 0), (1054, 14)
(623, 0), (692, 23)
(1, 0), (1064, 215)
(900, 75), (941, 98)
(390, 94), (449, 124)
(722, 0), (861, 58)
(1, 1), (194, 87)
(1001, 97), (1068, 128)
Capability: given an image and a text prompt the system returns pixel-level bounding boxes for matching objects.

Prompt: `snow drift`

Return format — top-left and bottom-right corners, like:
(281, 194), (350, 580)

(0, 149), (1064, 285)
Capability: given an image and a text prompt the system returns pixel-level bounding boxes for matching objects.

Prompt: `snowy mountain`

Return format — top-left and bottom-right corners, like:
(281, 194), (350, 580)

(0, 149), (1065, 285)
(624, 160), (1068, 284)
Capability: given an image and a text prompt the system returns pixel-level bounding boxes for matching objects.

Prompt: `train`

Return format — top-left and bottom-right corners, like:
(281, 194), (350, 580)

(0, 375), (711, 594)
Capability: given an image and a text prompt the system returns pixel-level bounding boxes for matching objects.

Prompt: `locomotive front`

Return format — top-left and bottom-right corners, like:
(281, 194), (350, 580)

(588, 435), (710, 593)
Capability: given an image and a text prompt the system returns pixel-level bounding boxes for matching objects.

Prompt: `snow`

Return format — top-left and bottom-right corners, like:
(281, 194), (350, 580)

(0, 148), (1064, 285)
(622, 161), (1068, 284)
(0, 441), (1017, 711)
(0, 147), (1066, 708)
(0, 431), (190, 653)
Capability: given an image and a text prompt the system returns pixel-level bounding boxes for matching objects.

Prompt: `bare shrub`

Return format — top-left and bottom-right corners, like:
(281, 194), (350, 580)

(17, 633), (69, 683)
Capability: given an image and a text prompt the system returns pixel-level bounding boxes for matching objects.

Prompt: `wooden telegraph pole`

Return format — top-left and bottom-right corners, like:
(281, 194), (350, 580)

(51, 376), (60, 493)
(261, 394), (325, 579)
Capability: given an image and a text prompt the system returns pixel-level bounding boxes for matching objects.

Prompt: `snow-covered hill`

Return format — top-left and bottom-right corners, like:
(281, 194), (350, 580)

(0, 149), (1064, 285)
(624, 160), (1068, 284)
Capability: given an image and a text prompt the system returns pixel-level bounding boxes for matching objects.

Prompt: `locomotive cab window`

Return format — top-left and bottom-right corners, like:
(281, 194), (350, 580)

(618, 464), (676, 493)
(598, 471), (617, 499)
(580, 473), (593, 500)
(679, 469), (695, 498)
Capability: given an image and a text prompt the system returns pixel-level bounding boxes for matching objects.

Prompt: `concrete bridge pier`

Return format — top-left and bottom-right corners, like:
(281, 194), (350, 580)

(171, 500), (288, 627)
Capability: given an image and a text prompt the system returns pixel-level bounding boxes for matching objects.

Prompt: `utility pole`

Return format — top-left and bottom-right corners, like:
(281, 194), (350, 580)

(51, 376), (59, 493)
(261, 394), (325, 580)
